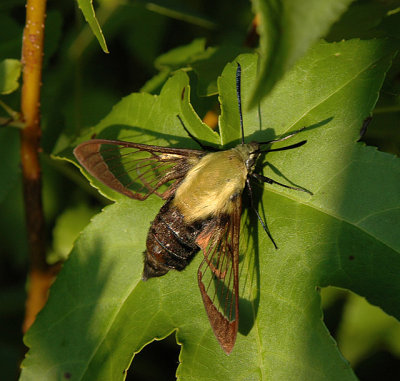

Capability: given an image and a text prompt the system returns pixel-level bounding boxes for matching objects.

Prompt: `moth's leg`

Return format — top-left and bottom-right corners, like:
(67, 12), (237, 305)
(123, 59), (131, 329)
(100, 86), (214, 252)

(246, 178), (278, 249)
(252, 173), (313, 195)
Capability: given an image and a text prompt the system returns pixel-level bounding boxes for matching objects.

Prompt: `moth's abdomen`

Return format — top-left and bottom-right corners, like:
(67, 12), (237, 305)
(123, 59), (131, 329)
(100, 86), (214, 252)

(143, 199), (201, 280)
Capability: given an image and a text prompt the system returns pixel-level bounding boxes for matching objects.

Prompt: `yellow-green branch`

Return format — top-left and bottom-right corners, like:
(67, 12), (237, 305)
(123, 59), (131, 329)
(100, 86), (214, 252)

(20, 0), (59, 334)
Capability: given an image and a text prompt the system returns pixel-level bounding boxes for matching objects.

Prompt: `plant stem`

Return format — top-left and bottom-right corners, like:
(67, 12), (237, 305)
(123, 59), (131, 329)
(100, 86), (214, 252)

(20, 0), (59, 334)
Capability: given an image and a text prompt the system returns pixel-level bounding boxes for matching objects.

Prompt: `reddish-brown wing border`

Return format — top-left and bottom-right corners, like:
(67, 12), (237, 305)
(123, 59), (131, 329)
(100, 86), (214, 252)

(196, 197), (241, 354)
(73, 139), (205, 200)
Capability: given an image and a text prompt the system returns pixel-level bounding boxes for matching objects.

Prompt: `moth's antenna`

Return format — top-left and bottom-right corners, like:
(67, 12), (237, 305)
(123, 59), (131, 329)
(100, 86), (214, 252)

(259, 140), (307, 153)
(258, 127), (306, 145)
(236, 63), (245, 145)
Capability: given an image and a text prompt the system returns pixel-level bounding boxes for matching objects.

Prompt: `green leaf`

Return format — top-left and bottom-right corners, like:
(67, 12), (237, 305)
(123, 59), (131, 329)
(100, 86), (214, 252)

(155, 38), (207, 70)
(21, 39), (399, 380)
(250, 0), (354, 107)
(149, 39), (249, 96)
(337, 292), (400, 366)
(76, 0), (109, 53)
(47, 203), (99, 264)
(143, 38), (207, 94)
(326, 0), (400, 41)
(0, 59), (21, 94)
(140, 69), (170, 94)
(190, 45), (251, 96)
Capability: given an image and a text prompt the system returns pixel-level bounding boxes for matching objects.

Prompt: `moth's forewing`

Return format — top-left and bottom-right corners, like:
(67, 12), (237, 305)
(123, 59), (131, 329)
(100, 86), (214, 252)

(73, 139), (204, 200)
(196, 198), (241, 354)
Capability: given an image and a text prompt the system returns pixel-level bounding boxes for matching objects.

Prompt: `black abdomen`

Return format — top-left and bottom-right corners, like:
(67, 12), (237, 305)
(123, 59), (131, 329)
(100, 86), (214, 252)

(142, 199), (202, 280)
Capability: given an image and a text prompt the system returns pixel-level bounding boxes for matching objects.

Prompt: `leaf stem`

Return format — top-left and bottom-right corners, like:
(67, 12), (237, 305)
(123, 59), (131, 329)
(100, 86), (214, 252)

(0, 99), (21, 121)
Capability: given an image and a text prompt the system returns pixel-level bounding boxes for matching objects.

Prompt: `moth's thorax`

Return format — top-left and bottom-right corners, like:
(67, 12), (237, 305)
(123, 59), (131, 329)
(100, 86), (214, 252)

(173, 143), (260, 223)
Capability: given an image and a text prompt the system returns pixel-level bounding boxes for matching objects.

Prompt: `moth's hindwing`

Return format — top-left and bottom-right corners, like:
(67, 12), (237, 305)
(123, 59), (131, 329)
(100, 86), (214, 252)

(196, 197), (241, 354)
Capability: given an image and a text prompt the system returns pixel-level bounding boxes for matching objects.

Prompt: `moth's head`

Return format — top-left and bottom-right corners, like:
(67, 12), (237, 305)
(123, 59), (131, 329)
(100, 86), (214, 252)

(235, 142), (261, 174)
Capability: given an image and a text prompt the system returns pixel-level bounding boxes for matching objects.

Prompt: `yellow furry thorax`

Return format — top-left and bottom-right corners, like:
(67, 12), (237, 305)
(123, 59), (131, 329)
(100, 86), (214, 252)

(172, 142), (261, 223)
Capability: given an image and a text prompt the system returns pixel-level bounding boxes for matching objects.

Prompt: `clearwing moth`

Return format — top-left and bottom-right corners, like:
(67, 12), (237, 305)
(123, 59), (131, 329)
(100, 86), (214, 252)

(73, 63), (311, 354)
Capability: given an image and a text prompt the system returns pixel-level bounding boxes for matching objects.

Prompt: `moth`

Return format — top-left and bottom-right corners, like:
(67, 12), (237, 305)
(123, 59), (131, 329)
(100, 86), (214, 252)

(73, 63), (310, 354)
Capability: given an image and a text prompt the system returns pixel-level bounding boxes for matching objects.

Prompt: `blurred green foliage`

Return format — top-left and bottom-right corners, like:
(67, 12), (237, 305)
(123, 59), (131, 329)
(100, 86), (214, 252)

(1, 0), (400, 380)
